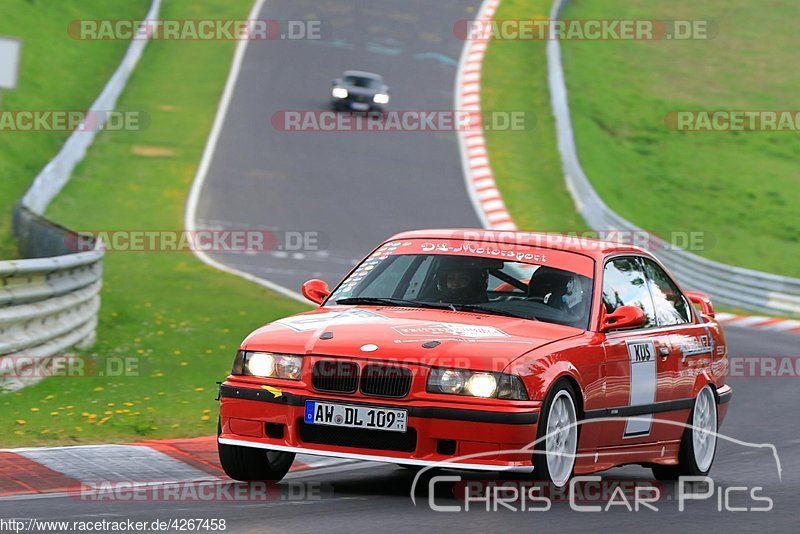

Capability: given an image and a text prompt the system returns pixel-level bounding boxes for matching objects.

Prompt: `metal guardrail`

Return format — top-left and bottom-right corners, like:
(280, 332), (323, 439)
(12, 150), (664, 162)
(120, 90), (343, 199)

(0, 0), (162, 390)
(547, 0), (800, 316)
(0, 251), (102, 391)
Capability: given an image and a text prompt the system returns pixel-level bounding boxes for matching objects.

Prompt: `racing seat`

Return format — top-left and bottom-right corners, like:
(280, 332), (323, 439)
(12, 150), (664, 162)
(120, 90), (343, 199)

(526, 267), (573, 309)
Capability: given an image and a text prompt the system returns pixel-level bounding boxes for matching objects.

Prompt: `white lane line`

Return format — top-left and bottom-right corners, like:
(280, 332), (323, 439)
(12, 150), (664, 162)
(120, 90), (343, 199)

(183, 0), (306, 304)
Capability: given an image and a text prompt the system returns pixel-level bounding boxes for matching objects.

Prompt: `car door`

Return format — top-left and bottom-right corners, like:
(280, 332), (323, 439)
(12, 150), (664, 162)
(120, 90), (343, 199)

(598, 256), (678, 447)
(639, 258), (716, 408)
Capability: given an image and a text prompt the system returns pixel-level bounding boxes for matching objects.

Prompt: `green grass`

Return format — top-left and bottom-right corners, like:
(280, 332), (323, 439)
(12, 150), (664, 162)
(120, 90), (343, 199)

(482, 0), (799, 278)
(0, 0), (308, 447)
(0, 0), (150, 259)
(558, 0), (800, 276)
(481, 0), (588, 233)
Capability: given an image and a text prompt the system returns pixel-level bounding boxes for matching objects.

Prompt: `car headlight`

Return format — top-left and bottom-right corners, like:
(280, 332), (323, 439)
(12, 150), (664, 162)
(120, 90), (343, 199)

(332, 87), (348, 99)
(427, 368), (528, 400)
(373, 93), (389, 104)
(233, 351), (303, 380)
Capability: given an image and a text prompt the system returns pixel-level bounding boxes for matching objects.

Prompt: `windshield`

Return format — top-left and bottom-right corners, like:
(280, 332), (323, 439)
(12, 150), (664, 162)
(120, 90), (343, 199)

(343, 75), (382, 88)
(329, 250), (594, 330)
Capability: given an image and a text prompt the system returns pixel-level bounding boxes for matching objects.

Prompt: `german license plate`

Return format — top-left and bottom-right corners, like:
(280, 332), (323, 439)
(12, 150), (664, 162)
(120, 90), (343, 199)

(304, 400), (407, 432)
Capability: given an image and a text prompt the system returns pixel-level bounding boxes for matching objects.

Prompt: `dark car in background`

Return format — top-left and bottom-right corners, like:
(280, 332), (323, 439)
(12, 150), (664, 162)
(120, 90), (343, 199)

(330, 70), (390, 112)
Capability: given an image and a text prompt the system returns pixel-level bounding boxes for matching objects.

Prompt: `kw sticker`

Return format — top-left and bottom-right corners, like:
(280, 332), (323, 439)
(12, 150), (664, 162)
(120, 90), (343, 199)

(625, 339), (657, 438)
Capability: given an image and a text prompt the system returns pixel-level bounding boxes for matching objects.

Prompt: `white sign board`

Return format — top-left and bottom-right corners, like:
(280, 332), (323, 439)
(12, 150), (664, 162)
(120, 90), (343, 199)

(0, 36), (21, 90)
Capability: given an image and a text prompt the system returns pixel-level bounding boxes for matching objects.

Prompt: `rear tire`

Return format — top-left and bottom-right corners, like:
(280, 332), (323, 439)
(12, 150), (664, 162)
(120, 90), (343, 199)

(652, 385), (718, 480)
(532, 381), (579, 488)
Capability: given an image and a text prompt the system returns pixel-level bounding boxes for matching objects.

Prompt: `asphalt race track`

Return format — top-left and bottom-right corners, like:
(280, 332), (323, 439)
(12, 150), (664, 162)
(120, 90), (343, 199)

(193, 0), (482, 291)
(3, 0), (796, 531)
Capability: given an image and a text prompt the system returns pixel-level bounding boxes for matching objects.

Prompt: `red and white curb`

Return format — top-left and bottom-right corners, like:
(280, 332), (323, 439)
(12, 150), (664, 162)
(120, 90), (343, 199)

(716, 312), (800, 334)
(456, 0), (516, 232)
(0, 436), (354, 498)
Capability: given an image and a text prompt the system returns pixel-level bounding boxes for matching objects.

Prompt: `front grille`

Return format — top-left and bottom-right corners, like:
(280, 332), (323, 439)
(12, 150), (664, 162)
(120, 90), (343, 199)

(360, 364), (412, 398)
(298, 420), (417, 452)
(312, 360), (359, 393)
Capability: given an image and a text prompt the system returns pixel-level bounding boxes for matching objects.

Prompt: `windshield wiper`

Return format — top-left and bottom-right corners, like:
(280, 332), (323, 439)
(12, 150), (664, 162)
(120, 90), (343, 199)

(454, 304), (537, 320)
(335, 297), (450, 310)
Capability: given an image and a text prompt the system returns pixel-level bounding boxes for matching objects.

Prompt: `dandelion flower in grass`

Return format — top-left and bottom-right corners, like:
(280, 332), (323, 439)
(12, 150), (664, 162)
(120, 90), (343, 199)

(203, 409), (211, 414)
(30, 407), (40, 412)
(194, 387), (204, 392)
(104, 411), (112, 415)
(123, 402), (134, 406)
(200, 415), (211, 421)
(44, 394), (54, 401)
(50, 411), (58, 416)
(15, 419), (26, 425)
(170, 423), (180, 429)
(180, 362), (188, 367)
(93, 386), (104, 392)
(107, 402), (115, 407)
(174, 350), (181, 355)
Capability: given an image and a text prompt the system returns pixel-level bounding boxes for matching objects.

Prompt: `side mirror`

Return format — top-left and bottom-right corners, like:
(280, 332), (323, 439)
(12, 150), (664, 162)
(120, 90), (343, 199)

(600, 305), (646, 332)
(685, 291), (715, 319)
(302, 279), (330, 305)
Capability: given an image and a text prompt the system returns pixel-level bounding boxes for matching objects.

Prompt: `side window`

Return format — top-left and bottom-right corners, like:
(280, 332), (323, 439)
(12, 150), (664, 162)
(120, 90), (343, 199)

(602, 258), (657, 328)
(640, 259), (691, 326)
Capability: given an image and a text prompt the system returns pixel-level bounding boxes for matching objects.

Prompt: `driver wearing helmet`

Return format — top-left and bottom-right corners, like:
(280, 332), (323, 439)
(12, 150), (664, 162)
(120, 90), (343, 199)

(433, 257), (490, 304)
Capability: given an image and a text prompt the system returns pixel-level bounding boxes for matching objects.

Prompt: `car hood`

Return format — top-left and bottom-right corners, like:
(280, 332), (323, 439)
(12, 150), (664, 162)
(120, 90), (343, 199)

(241, 306), (583, 372)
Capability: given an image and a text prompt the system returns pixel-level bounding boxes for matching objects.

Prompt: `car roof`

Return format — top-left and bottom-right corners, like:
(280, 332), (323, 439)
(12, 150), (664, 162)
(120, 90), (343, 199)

(342, 70), (383, 81)
(385, 229), (652, 261)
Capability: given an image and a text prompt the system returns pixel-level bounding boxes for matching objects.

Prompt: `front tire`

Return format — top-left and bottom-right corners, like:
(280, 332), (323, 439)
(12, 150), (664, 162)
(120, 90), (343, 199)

(533, 381), (579, 488)
(652, 385), (718, 480)
(218, 440), (295, 481)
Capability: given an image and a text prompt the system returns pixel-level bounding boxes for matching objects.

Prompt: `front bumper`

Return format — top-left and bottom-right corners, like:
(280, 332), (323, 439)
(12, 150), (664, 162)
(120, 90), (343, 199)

(218, 381), (540, 470)
(331, 98), (383, 112)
